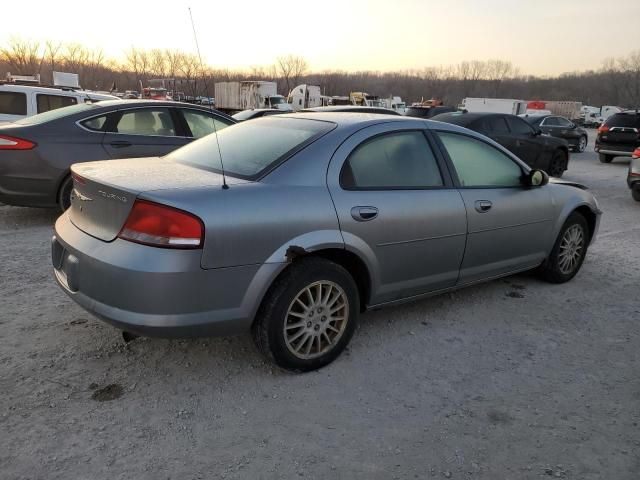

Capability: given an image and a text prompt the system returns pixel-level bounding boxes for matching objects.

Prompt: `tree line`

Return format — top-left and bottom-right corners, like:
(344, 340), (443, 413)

(1, 38), (639, 108)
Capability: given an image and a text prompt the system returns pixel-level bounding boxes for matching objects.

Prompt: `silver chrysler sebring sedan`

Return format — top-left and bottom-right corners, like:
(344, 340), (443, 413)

(52, 113), (601, 371)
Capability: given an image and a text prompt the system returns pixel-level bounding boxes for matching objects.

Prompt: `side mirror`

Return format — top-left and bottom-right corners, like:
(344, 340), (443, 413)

(570, 123), (577, 129)
(527, 169), (549, 187)
(532, 128), (542, 136)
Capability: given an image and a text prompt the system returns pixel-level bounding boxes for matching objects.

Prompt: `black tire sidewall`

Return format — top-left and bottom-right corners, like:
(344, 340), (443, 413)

(257, 259), (359, 372)
(550, 151), (566, 177)
(578, 136), (587, 152)
(599, 154), (612, 163)
(541, 213), (589, 283)
(632, 187), (640, 202)
(58, 175), (73, 212)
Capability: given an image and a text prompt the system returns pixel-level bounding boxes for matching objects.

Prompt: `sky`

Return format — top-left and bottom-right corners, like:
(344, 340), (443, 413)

(2, 0), (639, 76)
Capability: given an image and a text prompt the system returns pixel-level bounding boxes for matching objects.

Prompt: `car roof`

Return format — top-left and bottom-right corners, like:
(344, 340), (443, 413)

(301, 105), (400, 115)
(430, 111), (499, 126)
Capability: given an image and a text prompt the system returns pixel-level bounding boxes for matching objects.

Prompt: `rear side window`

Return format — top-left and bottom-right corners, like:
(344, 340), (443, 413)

(437, 132), (522, 187)
(112, 108), (176, 136)
(80, 115), (108, 132)
(0, 91), (27, 115)
(542, 117), (559, 126)
(341, 131), (443, 189)
(506, 116), (535, 135)
(605, 113), (640, 129)
(36, 94), (77, 113)
(182, 109), (231, 139)
(484, 116), (510, 133)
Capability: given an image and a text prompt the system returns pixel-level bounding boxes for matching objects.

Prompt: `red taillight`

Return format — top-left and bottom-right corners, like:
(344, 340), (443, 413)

(118, 200), (204, 249)
(0, 134), (36, 150)
(71, 172), (86, 185)
(633, 148), (640, 159)
(597, 125), (610, 133)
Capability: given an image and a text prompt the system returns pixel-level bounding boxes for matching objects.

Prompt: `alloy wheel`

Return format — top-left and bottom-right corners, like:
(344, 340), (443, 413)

(577, 136), (587, 152)
(283, 280), (349, 360)
(557, 224), (584, 274)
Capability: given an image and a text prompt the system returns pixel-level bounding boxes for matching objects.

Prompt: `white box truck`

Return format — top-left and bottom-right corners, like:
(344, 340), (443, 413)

(214, 81), (292, 113)
(460, 98), (528, 115)
(288, 84), (322, 110)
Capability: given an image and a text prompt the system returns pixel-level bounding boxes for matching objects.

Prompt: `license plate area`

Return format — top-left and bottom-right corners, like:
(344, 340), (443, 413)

(51, 236), (79, 292)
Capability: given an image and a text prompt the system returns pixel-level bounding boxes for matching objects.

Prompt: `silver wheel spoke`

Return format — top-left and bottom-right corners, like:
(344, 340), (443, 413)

(284, 280), (349, 360)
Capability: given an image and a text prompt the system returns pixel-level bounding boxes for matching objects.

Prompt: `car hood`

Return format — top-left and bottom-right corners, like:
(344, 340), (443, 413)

(549, 178), (587, 190)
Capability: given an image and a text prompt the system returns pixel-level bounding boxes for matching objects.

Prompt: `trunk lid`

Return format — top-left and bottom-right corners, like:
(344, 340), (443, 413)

(68, 156), (242, 242)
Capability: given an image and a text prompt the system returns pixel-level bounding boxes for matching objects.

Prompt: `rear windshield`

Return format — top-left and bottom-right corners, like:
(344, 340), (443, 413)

(605, 112), (640, 128)
(232, 110), (257, 121)
(0, 91), (27, 115)
(167, 117), (335, 180)
(14, 103), (101, 125)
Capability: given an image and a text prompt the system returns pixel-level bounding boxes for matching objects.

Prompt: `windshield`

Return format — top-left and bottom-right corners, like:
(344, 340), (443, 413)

(270, 96), (286, 105)
(14, 103), (101, 125)
(167, 117), (335, 180)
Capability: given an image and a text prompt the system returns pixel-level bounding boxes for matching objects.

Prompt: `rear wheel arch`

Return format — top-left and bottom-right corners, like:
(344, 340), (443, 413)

(255, 248), (371, 319)
(56, 171), (73, 211)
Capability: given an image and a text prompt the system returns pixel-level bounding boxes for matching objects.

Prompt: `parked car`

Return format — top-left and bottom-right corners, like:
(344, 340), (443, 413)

(521, 114), (588, 152)
(0, 83), (118, 123)
(52, 113), (601, 372)
(300, 105), (400, 115)
(595, 110), (640, 163)
(232, 108), (288, 121)
(628, 147), (640, 201)
(432, 111), (570, 177)
(404, 105), (456, 119)
(0, 100), (235, 210)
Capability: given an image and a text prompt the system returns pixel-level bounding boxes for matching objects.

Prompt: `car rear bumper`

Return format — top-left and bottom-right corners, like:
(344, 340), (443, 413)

(52, 213), (283, 337)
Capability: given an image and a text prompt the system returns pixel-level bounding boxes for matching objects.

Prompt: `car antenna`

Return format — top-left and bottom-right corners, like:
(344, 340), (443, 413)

(188, 6), (229, 190)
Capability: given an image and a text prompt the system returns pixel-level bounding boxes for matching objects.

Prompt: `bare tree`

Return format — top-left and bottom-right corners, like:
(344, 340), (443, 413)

(276, 55), (308, 93)
(0, 37), (44, 76)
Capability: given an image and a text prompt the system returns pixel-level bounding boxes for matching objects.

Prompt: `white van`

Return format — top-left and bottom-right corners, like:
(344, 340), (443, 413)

(0, 84), (117, 123)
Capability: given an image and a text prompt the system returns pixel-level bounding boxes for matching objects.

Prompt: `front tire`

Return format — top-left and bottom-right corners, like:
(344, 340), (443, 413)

(632, 186), (640, 202)
(549, 150), (567, 177)
(538, 212), (589, 284)
(599, 153), (613, 163)
(575, 136), (587, 153)
(252, 257), (359, 372)
(57, 175), (73, 212)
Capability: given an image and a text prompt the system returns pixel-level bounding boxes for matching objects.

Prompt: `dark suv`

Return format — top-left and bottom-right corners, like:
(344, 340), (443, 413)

(595, 110), (640, 163)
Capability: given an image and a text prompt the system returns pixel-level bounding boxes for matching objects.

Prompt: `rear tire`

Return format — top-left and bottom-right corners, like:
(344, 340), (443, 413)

(599, 153), (613, 163)
(549, 150), (567, 177)
(538, 212), (589, 284)
(632, 187), (640, 202)
(575, 135), (587, 153)
(252, 257), (359, 372)
(57, 175), (73, 212)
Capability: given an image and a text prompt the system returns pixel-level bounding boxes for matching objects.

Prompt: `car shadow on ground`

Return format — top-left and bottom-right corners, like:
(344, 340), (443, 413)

(0, 204), (59, 229)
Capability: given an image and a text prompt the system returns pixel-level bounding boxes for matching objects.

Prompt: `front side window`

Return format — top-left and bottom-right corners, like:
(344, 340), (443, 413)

(542, 117), (559, 127)
(437, 132), (523, 188)
(507, 116), (535, 135)
(113, 108), (176, 136)
(36, 94), (77, 113)
(341, 131), (443, 189)
(0, 91), (27, 115)
(182, 109), (231, 139)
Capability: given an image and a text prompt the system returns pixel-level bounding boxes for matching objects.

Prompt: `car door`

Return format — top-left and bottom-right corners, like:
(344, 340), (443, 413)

(505, 115), (545, 169)
(176, 108), (234, 139)
(327, 123), (467, 305)
(433, 130), (554, 284)
(539, 116), (561, 137)
(101, 107), (189, 159)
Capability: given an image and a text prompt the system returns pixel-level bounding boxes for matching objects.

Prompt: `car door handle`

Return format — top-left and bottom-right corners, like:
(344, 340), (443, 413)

(351, 206), (378, 221)
(109, 141), (132, 148)
(474, 200), (492, 213)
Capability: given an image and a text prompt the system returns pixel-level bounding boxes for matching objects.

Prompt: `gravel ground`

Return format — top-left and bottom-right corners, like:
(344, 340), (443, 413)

(1, 132), (639, 479)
